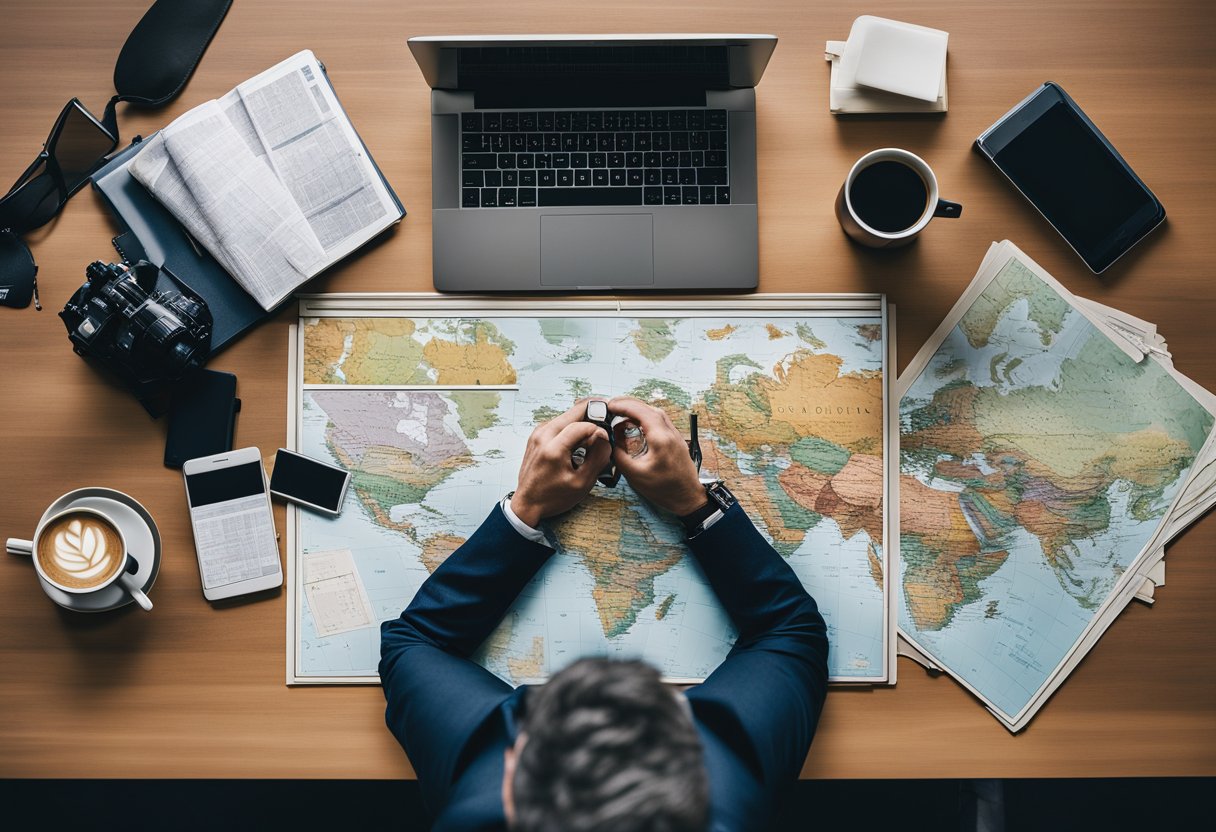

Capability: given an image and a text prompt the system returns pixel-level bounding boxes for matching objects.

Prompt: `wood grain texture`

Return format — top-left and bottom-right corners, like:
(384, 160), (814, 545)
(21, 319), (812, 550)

(1, 0), (1213, 779)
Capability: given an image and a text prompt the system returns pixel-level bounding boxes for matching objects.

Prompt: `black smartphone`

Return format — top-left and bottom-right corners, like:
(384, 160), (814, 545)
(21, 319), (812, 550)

(164, 369), (240, 468)
(269, 449), (352, 516)
(976, 82), (1165, 273)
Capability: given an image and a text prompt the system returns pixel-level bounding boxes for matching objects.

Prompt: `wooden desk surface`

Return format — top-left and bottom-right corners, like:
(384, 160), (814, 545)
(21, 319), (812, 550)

(2, 0), (1214, 779)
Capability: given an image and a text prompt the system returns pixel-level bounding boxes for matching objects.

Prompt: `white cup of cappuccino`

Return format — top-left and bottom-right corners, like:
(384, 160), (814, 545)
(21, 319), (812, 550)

(7, 506), (153, 611)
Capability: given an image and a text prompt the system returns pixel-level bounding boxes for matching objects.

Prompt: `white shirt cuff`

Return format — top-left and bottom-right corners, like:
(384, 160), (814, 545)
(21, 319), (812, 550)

(687, 508), (725, 539)
(502, 495), (552, 548)
(699, 509), (725, 533)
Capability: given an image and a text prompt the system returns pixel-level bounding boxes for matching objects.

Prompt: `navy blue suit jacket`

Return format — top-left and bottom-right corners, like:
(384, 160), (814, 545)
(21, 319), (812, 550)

(380, 503), (829, 831)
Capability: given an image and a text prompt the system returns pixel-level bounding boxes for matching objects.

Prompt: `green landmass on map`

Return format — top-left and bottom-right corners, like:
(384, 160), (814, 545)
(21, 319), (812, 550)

(628, 378), (691, 411)
(790, 437), (852, 477)
(540, 319), (576, 345)
(796, 323), (826, 349)
(449, 391), (501, 439)
(958, 260), (1069, 348)
(567, 378), (592, 399)
(630, 320), (679, 362)
(656, 594), (676, 620)
(856, 324), (882, 342)
(935, 358), (966, 378)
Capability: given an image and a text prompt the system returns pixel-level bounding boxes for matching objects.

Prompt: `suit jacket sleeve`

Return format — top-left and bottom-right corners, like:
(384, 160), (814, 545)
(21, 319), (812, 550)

(684, 502), (830, 793)
(379, 505), (552, 814)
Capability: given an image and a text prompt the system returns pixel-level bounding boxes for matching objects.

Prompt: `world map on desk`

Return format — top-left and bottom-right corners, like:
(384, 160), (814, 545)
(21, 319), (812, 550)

(899, 258), (1214, 721)
(293, 308), (889, 684)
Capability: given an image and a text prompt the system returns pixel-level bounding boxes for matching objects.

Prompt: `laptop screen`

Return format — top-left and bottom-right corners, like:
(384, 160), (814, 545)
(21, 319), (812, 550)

(409, 36), (777, 108)
(459, 44), (729, 107)
(460, 44), (728, 84)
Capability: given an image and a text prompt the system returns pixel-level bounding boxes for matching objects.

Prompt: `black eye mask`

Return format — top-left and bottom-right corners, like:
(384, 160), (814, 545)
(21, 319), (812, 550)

(103, 0), (234, 137)
(0, 229), (38, 309)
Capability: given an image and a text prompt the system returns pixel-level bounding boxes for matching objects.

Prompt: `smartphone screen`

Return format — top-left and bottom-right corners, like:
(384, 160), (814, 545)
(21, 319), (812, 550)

(270, 450), (349, 513)
(185, 461), (265, 507)
(185, 461), (280, 590)
(994, 103), (1150, 255)
(981, 84), (1163, 272)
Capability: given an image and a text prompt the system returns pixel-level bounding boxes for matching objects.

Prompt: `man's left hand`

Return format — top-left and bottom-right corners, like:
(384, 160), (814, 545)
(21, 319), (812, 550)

(511, 401), (613, 527)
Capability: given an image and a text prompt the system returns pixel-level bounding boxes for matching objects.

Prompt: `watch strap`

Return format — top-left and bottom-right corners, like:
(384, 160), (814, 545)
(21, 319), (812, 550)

(679, 481), (736, 537)
(678, 499), (719, 535)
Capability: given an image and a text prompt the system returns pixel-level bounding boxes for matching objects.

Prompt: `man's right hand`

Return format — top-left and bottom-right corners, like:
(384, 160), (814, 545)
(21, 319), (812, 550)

(607, 397), (708, 517)
(511, 401), (613, 528)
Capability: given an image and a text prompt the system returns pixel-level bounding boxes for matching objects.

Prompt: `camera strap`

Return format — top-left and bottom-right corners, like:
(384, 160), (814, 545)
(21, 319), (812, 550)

(101, 0), (234, 141)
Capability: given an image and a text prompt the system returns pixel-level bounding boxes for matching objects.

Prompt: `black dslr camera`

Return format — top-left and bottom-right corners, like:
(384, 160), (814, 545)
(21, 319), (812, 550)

(59, 260), (213, 400)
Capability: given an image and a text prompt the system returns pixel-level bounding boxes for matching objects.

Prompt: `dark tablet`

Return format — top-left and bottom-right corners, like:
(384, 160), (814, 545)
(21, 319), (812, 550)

(976, 82), (1165, 274)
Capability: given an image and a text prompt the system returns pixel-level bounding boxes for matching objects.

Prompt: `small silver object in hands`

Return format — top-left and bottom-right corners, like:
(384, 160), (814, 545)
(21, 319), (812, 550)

(618, 420), (648, 457)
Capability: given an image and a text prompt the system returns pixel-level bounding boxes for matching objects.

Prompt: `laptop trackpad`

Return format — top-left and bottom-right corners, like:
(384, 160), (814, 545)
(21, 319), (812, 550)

(540, 214), (654, 287)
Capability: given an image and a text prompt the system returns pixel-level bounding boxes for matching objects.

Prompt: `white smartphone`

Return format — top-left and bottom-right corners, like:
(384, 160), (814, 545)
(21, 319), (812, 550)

(268, 448), (351, 516)
(182, 447), (283, 601)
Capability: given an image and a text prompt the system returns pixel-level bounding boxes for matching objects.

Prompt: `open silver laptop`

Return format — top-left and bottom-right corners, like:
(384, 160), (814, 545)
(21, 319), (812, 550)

(408, 34), (777, 291)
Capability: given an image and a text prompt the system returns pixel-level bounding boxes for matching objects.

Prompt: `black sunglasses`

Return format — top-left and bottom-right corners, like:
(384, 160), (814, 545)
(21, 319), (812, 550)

(0, 0), (232, 311)
(0, 100), (119, 310)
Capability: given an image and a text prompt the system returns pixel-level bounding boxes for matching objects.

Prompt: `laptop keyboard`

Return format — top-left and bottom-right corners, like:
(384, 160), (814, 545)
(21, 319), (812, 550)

(460, 109), (730, 208)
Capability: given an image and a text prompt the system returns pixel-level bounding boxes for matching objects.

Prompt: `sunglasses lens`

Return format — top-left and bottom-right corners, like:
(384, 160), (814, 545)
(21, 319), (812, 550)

(0, 229), (38, 309)
(0, 172), (59, 233)
(50, 101), (117, 190)
(0, 101), (118, 235)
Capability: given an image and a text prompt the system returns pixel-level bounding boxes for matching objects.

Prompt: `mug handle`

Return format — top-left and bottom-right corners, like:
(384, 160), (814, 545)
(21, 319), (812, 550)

(6, 538), (33, 557)
(118, 554), (153, 612)
(934, 199), (963, 219)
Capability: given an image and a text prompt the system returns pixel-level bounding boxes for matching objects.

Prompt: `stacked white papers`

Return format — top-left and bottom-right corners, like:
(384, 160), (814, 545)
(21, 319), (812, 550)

(896, 240), (1216, 732)
(826, 16), (948, 114)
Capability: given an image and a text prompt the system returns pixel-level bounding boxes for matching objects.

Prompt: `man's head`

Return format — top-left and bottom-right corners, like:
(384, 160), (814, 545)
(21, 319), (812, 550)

(503, 658), (709, 832)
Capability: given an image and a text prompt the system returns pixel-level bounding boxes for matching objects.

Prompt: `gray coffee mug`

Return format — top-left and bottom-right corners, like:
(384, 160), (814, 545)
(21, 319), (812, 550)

(835, 148), (962, 248)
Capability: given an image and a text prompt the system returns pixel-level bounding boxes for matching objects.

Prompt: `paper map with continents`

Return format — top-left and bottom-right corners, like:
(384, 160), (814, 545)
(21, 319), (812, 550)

(898, 242), (1215, 731)
(286, 295), (894, 686)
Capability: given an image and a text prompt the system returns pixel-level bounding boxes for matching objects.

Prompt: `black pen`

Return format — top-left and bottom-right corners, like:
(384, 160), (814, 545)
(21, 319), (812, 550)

(688, 412), (702, 472)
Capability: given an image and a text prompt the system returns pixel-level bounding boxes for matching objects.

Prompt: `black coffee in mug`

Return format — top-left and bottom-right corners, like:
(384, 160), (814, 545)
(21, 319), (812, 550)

(848, 160), (929, 233)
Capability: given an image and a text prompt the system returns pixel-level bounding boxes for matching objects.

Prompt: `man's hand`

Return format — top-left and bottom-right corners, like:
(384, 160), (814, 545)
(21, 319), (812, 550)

(511, 401), (613, 527)
(607, 397), (708, 517)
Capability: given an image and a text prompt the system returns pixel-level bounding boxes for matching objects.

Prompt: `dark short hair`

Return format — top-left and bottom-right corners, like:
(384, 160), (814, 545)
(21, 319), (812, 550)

(513, 658), (709, 832)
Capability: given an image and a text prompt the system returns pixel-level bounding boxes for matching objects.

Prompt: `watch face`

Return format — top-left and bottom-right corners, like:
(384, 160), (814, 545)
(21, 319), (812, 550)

(708, 482), (736, 510)
(585, 400), (609, 423)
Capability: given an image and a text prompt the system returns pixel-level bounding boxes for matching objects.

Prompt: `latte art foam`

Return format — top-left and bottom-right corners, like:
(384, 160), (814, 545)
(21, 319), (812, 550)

(36, 512), (125, 590)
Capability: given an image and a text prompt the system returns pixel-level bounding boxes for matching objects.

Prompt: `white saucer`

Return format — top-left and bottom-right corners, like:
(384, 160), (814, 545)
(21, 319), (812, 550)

(36, 488), (162, 613)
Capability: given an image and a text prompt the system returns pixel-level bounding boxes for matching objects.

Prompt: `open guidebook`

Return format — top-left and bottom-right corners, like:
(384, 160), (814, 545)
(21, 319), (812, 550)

(129, 50), (404, 311)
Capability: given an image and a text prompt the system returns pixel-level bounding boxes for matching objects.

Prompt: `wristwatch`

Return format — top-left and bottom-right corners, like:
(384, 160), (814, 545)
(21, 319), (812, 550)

(679, 481), (737, 537)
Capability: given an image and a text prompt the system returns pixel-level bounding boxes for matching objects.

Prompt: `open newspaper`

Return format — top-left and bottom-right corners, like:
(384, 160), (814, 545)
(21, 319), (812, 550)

(129, 50), (402, 311)
(896, 240), (1216, 732)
